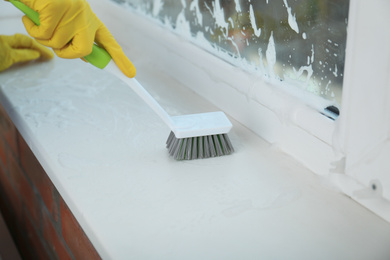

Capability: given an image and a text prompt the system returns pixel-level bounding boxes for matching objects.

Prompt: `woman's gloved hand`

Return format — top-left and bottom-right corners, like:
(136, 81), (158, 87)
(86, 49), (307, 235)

(18, 0), (136, 78)
(0, 33), (54, 72)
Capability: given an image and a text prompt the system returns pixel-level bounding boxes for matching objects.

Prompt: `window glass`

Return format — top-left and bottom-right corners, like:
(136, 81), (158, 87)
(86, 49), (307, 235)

(113, 0), (349, 106)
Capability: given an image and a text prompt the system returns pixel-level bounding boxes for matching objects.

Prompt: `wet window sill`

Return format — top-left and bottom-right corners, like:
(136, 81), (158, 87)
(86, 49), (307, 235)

(1, 3), (390, 259)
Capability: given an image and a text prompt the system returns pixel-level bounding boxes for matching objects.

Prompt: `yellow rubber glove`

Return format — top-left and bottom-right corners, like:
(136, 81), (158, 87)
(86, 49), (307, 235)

(0, 33), (54, 72)
(19, 0), (136, 78)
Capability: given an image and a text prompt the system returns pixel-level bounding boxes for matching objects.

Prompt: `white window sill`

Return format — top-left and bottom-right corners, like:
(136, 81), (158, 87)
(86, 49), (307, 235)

(94, 0), (390, 222)
(1, 2), (390, 259)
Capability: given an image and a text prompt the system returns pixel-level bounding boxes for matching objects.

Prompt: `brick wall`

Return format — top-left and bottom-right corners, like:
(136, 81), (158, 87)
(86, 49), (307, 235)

(0, 104), (101, 260)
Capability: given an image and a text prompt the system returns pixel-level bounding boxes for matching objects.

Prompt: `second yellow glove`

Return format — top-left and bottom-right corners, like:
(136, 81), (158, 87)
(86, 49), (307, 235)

(19, 0), (136, 78)
(0, 33), (54, 72)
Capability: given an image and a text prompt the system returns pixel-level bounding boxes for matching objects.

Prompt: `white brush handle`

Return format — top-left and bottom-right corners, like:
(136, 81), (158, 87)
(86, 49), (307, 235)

(103, 60), (232, 139)
(104, 61), (175, 128)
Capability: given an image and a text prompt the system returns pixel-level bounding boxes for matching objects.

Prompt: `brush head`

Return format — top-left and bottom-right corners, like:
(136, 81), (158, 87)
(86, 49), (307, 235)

(170, 111), (232, 139)
(166, 131), (234, 160)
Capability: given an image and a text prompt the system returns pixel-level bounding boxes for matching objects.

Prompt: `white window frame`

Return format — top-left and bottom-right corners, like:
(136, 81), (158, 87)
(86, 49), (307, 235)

(94, 0), (390, 221)
(335, 0), (390, 221)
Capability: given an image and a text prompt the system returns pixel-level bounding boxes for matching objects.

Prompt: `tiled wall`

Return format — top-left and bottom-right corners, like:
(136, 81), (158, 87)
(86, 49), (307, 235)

(0, 104), (101, 259)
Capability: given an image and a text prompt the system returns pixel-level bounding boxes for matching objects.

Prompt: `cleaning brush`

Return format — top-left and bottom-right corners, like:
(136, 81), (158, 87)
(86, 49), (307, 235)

(10, 0), (234, 160)
(102, 60), (234, 160)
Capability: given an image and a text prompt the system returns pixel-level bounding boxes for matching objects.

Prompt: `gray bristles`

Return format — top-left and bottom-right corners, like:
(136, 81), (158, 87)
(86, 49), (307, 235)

(166, 131), (234, 160)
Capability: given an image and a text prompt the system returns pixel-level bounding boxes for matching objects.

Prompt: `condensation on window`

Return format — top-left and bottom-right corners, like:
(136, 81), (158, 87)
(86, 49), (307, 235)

(112, 0), (349, 106)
